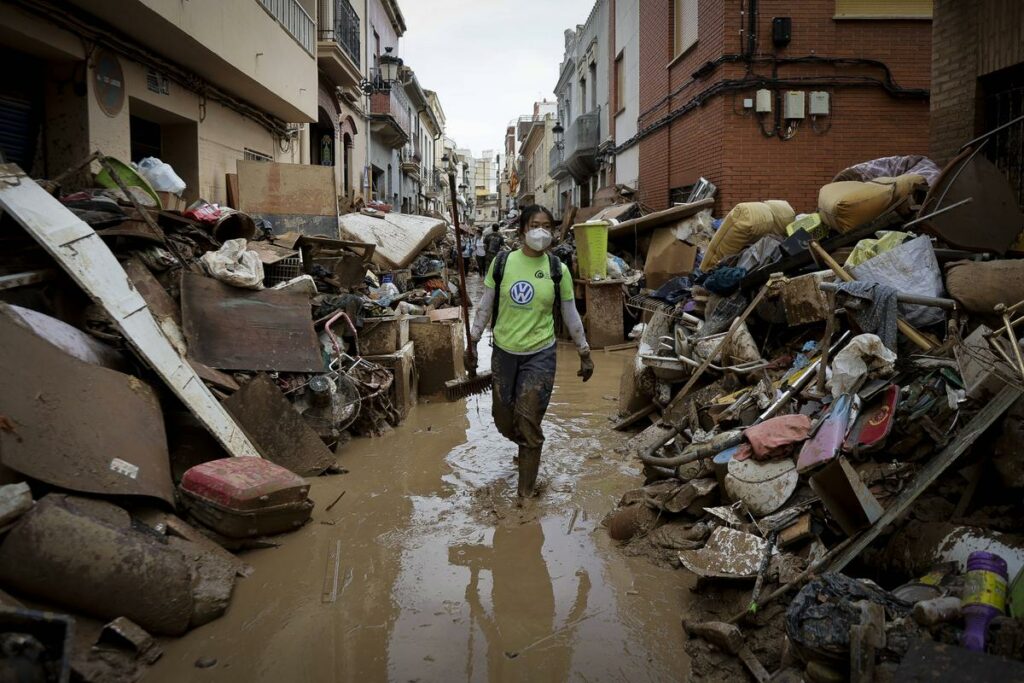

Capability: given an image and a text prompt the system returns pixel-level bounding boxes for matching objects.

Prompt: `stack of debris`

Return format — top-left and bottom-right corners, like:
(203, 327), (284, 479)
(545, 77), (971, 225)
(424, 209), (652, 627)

(0, 152), (469, 680)
(606, 147), (1024, 679)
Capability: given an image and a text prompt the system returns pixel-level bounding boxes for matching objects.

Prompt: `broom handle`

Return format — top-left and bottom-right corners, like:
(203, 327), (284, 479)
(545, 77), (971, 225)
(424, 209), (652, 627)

(448, 171), (476, 377)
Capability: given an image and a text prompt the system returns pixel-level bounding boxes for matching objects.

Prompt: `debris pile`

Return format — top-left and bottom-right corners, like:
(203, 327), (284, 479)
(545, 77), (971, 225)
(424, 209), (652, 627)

(0, 153), (471, 680)
(606, 148), (1024, 679)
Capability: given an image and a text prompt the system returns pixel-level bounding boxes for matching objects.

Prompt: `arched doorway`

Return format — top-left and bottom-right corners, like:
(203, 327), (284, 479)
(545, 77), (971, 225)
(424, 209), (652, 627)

(310, 106), (335, 167)
(339, 115), (358, 200)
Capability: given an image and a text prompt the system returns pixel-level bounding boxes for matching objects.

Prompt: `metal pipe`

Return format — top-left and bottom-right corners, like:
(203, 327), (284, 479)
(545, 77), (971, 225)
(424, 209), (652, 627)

(818, 282), (958, 310)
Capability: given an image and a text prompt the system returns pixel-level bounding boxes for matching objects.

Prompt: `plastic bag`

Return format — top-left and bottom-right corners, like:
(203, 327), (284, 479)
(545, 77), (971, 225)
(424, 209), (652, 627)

(199, 238), (264, 289)
(137, 157), (186, 195)
(828, 334), (896, 397)
(849, 235), (945, 327)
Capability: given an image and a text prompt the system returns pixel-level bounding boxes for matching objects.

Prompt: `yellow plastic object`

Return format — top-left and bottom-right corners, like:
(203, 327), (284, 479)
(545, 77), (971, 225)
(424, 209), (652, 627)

(844, 231), (911, 268)
(94, 156), (161, 208)
(573, 221), (610, 279)
(786, 213), (828, 240)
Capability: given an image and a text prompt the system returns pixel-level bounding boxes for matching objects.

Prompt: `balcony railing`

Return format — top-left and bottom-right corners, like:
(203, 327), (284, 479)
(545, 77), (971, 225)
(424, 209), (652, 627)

(563, 110), (600, 160)
(317, 0), (360, 67)
(257, 0), (315, 55)
(369, 70), (412, 141)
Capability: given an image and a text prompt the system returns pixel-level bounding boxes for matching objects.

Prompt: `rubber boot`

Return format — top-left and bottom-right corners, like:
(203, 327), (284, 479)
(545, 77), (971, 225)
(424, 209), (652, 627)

(517, 446), (542, 498)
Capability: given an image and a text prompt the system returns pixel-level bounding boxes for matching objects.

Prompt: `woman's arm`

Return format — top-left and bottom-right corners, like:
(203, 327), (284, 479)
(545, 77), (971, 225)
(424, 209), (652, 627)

(470, 286), (495, 342)
(561, 299), (590, 354)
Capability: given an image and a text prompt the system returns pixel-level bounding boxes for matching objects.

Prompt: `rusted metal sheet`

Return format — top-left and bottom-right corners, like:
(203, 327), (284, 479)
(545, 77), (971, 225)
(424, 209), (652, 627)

(0, 313), (175, 505)
(181, 272), (325, 373)
(0, 303), (128, 371)
(0, 164), (260, 458)
(221, 374), (336, 476)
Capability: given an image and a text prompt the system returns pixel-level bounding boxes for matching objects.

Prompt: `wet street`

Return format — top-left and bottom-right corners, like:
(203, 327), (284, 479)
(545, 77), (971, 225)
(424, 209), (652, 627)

(149, 275), (692, 682)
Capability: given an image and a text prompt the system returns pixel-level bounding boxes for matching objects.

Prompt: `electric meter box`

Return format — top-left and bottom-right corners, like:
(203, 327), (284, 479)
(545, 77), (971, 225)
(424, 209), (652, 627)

(755, 89), (772, 113)
(809, 91), (830, 116)
(783, 91), (805, 119)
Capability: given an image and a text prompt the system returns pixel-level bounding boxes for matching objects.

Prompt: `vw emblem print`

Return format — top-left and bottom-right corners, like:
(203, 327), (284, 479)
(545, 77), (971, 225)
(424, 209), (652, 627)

(509, 280), (535, 305)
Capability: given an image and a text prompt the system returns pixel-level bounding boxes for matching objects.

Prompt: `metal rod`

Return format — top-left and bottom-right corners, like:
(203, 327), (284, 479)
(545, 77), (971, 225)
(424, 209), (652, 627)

(958, 112), (1024, 153)
(818, 282), (957, 310)
(901, 197), (972, 229)
(447, 169), (475, 376)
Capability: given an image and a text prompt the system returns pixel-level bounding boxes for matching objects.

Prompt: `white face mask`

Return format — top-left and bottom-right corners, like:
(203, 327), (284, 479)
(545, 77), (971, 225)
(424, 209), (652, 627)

(525, 228), (552, 252)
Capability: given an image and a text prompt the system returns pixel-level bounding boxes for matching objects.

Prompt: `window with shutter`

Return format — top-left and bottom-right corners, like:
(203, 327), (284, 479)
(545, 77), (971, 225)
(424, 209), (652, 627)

(674, 0), (699, 56)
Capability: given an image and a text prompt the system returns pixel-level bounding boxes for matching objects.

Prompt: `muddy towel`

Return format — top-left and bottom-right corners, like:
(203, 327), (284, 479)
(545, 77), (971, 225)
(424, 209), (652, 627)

(836, 281), (899, 351)
(738, 414), (812, 461)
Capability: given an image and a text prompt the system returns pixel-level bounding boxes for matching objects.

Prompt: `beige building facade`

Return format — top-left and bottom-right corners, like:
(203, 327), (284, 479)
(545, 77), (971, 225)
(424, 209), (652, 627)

(0, 0), (318, 203)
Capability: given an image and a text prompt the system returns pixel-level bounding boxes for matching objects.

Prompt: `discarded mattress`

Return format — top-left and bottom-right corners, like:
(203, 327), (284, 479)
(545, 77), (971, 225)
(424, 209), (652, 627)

(832, 155), (941, 187)
(338, 212), (447, 269)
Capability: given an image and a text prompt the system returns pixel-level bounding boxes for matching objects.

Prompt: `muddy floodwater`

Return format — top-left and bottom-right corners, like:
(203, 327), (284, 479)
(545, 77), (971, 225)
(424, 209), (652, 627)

(149, 277), (693, 682)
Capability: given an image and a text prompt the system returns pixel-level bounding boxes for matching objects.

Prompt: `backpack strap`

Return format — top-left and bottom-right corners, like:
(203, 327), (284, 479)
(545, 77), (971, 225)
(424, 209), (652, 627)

(549, 252), (564, 333)
(490, 250), (510, 329)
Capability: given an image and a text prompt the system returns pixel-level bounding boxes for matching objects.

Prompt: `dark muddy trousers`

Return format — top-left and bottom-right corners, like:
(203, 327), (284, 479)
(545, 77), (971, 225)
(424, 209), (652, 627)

(491, 344), (556, 495)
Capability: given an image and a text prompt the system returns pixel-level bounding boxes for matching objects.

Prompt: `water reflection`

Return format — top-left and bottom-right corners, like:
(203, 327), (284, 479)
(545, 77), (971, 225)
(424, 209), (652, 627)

(451, 522), (591, 681)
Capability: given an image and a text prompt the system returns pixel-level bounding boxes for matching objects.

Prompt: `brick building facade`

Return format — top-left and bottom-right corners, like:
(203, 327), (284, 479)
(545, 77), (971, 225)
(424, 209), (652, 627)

(630, 1), (932, 214)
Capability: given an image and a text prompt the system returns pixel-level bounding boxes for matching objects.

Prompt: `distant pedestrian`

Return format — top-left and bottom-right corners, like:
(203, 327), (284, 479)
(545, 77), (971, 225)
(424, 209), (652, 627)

(462, 230), (475, 274)
(474, 227), (487, 275)
(483, 223), (505, 272)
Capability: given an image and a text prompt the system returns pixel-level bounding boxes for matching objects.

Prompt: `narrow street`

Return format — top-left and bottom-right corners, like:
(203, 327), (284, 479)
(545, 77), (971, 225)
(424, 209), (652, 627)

(148, 274), (691, 682)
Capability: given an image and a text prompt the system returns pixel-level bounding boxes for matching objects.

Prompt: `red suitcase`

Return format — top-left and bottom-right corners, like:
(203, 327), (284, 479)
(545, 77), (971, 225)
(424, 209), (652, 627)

(180, 458), (313, 538)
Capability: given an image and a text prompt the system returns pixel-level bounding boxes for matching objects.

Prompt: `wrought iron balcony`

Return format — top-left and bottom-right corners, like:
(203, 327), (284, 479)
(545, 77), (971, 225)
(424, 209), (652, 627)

(316, 0), (361, 87)
(369, 71), (412, 148)
(562, 110), (600, 183)
(258, 0), (314, 54)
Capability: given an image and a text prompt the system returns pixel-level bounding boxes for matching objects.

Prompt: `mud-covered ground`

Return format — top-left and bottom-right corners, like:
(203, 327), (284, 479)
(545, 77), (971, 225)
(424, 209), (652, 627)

(147, 274), (694, 682)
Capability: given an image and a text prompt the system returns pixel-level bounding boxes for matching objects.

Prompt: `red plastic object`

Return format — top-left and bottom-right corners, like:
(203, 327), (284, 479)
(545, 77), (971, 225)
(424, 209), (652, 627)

(844, 384), (899, 454)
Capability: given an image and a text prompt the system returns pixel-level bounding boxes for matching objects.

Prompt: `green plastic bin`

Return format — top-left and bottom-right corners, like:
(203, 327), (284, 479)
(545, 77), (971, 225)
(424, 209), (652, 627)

(574, 221), (610, 279)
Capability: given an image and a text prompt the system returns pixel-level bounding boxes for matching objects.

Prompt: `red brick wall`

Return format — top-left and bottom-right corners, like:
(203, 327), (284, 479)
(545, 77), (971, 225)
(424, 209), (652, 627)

(637, 0), (931, 214)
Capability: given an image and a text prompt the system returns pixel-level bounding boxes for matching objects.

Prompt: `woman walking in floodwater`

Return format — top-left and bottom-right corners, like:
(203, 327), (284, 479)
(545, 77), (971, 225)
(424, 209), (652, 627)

(466, 204), (594, 499)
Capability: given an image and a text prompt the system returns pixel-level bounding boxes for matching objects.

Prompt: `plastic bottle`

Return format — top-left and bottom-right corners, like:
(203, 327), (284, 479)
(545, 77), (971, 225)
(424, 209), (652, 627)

(960, 551), (1008, 652)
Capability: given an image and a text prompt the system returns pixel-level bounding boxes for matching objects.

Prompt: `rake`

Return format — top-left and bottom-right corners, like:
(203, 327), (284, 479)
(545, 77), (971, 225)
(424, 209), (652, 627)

(443, 168), (493, 401)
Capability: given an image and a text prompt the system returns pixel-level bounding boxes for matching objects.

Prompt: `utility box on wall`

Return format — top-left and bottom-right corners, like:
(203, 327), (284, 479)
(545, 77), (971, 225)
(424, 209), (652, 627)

(809, 91), (830, 116)
(783, 91), (806, 119)
(755, 89), (773, 113)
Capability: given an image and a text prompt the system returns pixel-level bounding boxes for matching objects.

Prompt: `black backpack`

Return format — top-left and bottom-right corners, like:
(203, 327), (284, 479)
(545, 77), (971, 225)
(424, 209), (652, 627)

(490, 250), (564, 330)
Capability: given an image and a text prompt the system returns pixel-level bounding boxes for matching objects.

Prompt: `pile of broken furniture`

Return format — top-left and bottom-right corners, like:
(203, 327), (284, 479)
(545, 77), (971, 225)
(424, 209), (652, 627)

(0, 153), (470, 681)
(607, 145), (1024, 679)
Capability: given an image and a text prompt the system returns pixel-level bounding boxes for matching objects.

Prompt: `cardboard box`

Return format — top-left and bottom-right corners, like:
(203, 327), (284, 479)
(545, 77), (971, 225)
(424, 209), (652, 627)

(366, 340), (417, 422)
(644, 227), (698, 289)
(359, 315), (409, 356)
(427, 307), (462, 322)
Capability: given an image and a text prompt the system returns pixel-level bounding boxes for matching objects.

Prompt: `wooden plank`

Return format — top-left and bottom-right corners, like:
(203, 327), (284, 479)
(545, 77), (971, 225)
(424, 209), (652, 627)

(584, 281), (624, 349)
(181, 272), (325, 373)
(0, 269), (56, 290)
(225, 172), (239, 209)
(0, 164), (260, 459)
(828, 385), (1023, 572)
(236, 161), (336, 217)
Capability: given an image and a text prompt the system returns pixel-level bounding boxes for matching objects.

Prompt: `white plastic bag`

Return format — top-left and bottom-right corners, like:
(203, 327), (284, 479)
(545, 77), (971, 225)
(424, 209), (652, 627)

(137, 157), (186, 195)
(828, 334), (897, 397)
(849, 235), (944, 327)
(200, 238), (264, 289)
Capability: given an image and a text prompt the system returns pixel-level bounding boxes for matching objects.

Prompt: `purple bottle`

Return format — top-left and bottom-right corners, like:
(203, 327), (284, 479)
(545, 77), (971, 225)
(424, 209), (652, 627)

(961, 551), (1008, 652)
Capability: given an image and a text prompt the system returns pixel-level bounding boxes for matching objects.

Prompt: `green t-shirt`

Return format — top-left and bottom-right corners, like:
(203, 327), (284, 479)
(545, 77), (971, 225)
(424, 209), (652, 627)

(485, 250), (574, 354)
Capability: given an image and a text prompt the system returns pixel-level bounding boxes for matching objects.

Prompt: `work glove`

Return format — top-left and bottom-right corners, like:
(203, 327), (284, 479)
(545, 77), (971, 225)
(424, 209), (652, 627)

(577, 350), (594, 383)
(464, 340), (479, 377)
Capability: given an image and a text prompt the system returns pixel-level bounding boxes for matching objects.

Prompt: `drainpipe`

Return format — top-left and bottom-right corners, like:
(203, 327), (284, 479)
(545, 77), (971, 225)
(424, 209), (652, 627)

(364, 0), (372, 200)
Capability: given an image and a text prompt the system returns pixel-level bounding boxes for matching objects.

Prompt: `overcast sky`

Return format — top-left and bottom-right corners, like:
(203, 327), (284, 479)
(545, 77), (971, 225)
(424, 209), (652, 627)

(397, 0), (596, 157)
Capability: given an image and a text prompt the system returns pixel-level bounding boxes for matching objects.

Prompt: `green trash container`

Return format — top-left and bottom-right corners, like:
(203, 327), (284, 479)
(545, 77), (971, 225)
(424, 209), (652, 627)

(573, 221), (610, 279)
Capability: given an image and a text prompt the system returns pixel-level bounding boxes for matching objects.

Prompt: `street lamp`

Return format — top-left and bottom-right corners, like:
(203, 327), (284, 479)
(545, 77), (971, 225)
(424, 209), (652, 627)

(359, 46), (403, 95)
(552, 121), (565, 151)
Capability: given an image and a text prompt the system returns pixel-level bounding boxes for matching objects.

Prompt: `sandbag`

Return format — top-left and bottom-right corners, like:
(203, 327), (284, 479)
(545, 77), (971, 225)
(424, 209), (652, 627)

(700, 200), (794, 270)
(945, 259), (1024, 314)
(817, 174), (925, 233)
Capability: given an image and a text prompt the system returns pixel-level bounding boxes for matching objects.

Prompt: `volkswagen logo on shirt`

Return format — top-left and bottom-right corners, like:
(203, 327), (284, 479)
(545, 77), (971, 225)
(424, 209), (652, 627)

(509, 280), (535, 305)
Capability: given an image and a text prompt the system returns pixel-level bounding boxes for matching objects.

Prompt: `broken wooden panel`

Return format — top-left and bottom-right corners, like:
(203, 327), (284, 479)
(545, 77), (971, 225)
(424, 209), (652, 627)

(584, 280), (625, 349)
(338, 212), (447, 269)
(0, 164), (260, 458)
(0, 313), (175, 505)
(181, 272), (325, 373)
(124, 254), (186, 354)
(236, 161), (338, 238)
(221, 374), (335, 477)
